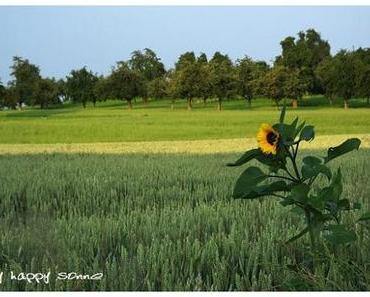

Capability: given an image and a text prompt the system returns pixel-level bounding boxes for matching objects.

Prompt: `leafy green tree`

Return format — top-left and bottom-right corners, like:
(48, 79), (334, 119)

(315, 57), (336, 105)
(175, 52), (196, 71)
(236, 56), (269, 107)
(171, 58), (202, 110)
(0, 79), (5, 108)
(275, 29), (330, 94)
(354, 48), (370, 106)
(170, 52), (210, 110)
(209, 52), (237, 111)
(3, 85), (18, 109)
(65, 67), (98, 108)
(165, 69), (178, 110)
(109, 62), (143, 109)
(357, 64), (370, 106)
(283, 68), (309, 108)
(316, 51), (361, 109)
(262, 66), (288, 108)
(35, 78), (61, 109)
(128, 48), (166, 104)
(56, 79), (68, 103)
(196, 53), (211, 105)
(147, 76), (169, 100)
(94, 75), (112, 102)
(10, 56), (41, 108)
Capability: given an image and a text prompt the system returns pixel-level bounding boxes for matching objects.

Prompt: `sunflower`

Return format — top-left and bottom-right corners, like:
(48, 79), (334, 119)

(257, 123), (280, 155)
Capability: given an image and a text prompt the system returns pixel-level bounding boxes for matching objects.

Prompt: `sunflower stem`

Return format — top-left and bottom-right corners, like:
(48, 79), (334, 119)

(267, 174), (296, 183)
(284, 145), (301, 181)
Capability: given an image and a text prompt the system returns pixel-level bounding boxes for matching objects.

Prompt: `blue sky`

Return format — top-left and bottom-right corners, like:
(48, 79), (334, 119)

(0, 6), (370, 83)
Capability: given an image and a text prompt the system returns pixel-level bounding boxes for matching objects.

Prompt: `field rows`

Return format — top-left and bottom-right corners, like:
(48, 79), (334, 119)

(0, 134), (368, 155)
(0, 151), (369, 290)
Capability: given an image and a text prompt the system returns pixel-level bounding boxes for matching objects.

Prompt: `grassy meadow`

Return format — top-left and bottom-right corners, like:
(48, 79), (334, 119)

(0, 97), (369, 144)
(0, 97), (369, 291)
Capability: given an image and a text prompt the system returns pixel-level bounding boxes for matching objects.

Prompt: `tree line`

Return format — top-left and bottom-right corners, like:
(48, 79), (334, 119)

(0, 29), (369, 110)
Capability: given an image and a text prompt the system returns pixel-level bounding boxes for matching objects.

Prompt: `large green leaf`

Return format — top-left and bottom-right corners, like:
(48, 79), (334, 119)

(255, 150), (287, 172)
(308, 194), (325, 211)
(302, 156), (322, 166)
(302, 163), (332, 181)
(242, 180), (289, 199)
(299, 125), (315, 142)
(316, 168), (342, 203)
(274, 123), (296, 144)
(234, 175), (290, 200)
(227, 149), (260, 167)
(324, 138), (361, 164)
(324, 225), (357, 245)
(288, 184), (310, 203)
(232, 166), (267, 199)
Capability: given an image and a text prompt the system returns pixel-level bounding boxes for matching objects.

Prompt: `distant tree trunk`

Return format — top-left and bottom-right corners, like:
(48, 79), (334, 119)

(143, 97), (148, 105)
(203, 97), (207, 105)
(127, 99), (133, 110)
(292, 98), (298, 109)
(93, 100), (96, 107)
(344, 98), (349, 109)
(82, 101), (86, 108)
(187, 97), (192, 111)
(246, 97), (252, 108)
(217, 98), (222, 111)
(328, 96), (333, 105)
(367, 97), (369, 106)
(171, 99), (175, 110)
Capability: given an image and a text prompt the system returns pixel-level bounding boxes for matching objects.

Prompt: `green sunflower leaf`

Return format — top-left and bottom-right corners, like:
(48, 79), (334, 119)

(324, 225), (357, 245)
(324, 138), (361, 164)
(299, 125), (315, 142)
(227, 149), (260, 167)
(232, 166), (268, 199)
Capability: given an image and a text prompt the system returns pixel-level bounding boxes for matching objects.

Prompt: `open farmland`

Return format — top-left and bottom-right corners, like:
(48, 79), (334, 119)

(0, 150), (369, 290)
(0, 97), (369, 144)
(0, 98), (369, 291)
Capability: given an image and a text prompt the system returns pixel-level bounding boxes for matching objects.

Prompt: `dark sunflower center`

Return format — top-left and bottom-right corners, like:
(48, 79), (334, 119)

(267, 132), (277, 145)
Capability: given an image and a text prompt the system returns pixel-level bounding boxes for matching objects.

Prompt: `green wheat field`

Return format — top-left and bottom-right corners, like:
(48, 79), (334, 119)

(0, 97), (369, 291)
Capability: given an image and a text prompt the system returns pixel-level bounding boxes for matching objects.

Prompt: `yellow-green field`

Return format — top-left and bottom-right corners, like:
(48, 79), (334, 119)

(0, 134), (369, 155)
(0, 98), (369, 291)
(0, 98), (369, 144)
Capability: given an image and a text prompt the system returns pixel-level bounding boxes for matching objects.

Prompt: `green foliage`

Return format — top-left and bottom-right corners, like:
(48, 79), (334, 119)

(65, 67), (98, 108)
(9, 56), (41, 107)
(109, 62), (144, 108)
(209, 52), (237, 110)
(147, 76), (169, 99)
(170, 53), (211, 109)
(275, 29), (330, 93)
(262, 66), (288, 106)
(35, 78), (61, 109)
(324, 138), (361, 164)
(229, 106), (366, 273)
(316, 50), (366, 108)
(236, 56), (269, 106)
